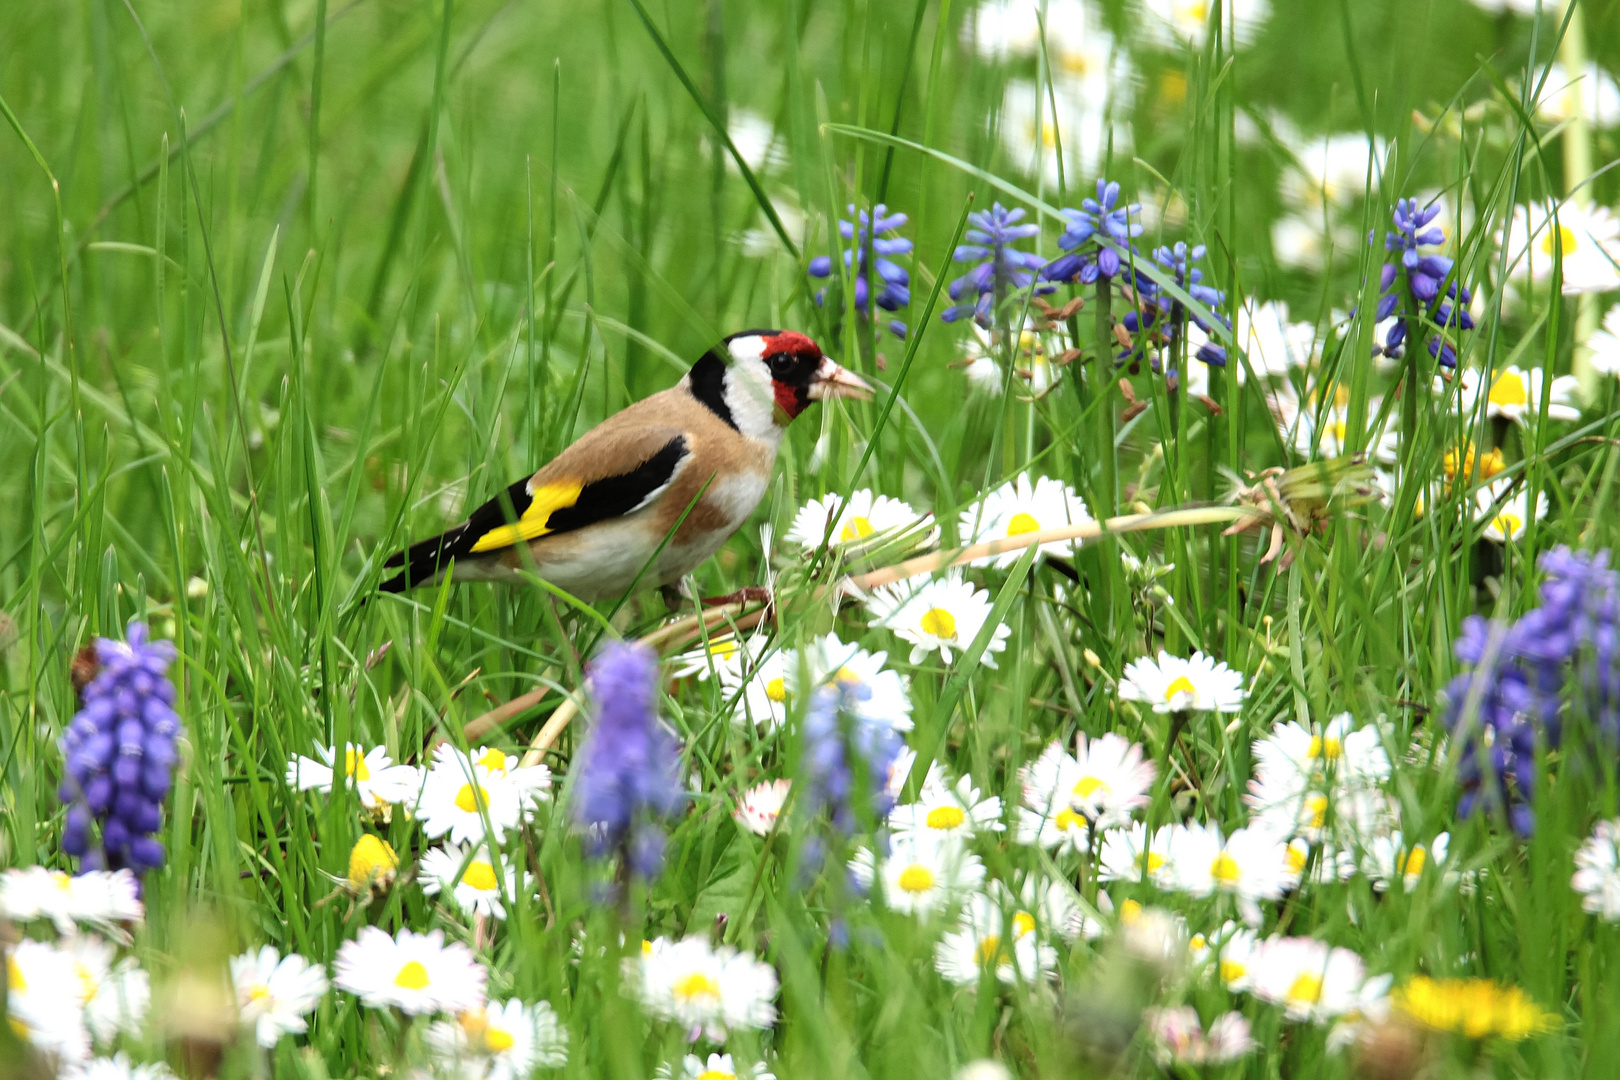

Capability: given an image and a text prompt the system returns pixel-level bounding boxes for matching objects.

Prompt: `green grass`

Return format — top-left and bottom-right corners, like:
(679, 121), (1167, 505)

(5, 0), (1620, 1077)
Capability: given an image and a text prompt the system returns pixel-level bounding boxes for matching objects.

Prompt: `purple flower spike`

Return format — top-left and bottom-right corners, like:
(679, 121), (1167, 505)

(1042, 177), (1146, 287)
(1370, 197), (1473, 366)
(573, 641), (683, 881)
(59, 622), (181, 877)
(941, 202), (1054, 327)
(808, 204), (913, 339)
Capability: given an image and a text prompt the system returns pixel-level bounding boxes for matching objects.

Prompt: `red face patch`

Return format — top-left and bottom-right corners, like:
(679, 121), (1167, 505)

(761, 330), (820, 359)
(760, 331), (822, 421)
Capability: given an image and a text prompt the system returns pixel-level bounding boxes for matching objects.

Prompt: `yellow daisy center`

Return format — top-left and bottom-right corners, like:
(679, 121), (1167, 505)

(394, 961), (431, 991)
(1288, 972), (1325, 1005)
(1307, 735), (1342, 759)
(1489, 371), (1528, 409)
(1540, 223), (1579, 257)
(1073, 775), (1110, 801)
(247, 982), (272, 1004)
(833, 666), (862, 686)
(484, 1025), (516, 1053)
(1305, 794), (1329, 829)
(1012, 912), (1037, 938)
(1398, 846), (1428, 876)
(344, 748), (372, 781)
(476, 748), (509, 774)
(1119, 898), (1143, 924)
(1164, 675), (1198, 704)
(1007, 512), (1042, 536)
(1219, 959), (1246, 984)
(765, 677), (789, 703)
(462, 860), (499, 892)
(1054, 808), (1086, 833)
(975, 935), (1003, 966)
(840, 515), (875, 542)
(1494, 513), (1523, 538)
(897, 865), (936, 893)
(925, 805), (966, 830)
(72, 963), (99, 1003)
(1141, 851), (1167, 875)
(50, 871), (73, 893)
(1189, 933), (1207, 953)
(696, 1072), (736, 1080)
(710, 638), (739, 660)
(455, 783), (491, 813)
(919, 608), (958, 640)
(459, 1008), (489, 1035)
(1286, 845), (1308, 873)
(673, 973), (722, 1002)
(1210, 852), (1243, 885)
(9, 958), (27, 995)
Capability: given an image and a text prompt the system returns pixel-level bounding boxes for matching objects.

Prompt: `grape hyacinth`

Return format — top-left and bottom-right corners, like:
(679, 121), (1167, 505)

(1122, 242), (1229, 370)
(808, 204), (913, 339)
(59, 622), (181, 875)
(1041, 178), (1145, 285)
(573, 641), (684, 879)
(1444, 547), (1620, 835)
(1374, 198), (1474, 367)
(941, 202), (1052, 327)
(795, 683), (901, 871)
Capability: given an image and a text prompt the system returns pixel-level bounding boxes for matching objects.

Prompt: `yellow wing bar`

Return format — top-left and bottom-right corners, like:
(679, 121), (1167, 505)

(467, 481), (584, 553)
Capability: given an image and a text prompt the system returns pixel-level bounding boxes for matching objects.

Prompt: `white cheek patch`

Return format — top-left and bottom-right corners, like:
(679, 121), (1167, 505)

(721, 337), (783, 442)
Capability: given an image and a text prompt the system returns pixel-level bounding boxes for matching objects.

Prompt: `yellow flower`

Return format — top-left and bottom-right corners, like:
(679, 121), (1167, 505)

(1442, 442), (1506, 486)
(1392, 976), (1558, 1040)
(347, 834), (399, 895)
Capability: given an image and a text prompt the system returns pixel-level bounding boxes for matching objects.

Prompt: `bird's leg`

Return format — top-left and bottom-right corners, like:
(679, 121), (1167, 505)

(700, 586), (774, 608)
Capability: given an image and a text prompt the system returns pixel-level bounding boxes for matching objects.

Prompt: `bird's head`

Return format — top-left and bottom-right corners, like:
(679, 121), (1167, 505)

(689, 329), (872, 440)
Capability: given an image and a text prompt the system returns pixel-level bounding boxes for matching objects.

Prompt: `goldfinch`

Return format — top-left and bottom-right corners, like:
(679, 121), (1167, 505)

(379, 329), (870, 600)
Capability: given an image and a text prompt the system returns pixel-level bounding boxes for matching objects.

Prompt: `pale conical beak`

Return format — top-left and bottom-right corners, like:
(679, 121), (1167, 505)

(807, 357), (874, 401)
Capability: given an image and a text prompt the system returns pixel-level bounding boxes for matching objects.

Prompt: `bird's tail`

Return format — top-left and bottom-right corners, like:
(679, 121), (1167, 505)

(378, 523), (472, 593)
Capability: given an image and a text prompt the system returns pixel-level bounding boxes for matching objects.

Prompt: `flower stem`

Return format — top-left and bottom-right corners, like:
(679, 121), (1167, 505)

(1093, 275), (1119, 638)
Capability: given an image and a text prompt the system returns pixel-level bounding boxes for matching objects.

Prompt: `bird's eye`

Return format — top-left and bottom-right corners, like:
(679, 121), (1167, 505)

(767, 352), (797, 378)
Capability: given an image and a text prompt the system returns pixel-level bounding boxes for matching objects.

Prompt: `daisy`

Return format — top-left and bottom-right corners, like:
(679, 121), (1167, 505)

(230, 946), (329, 1049)
(1247, 937), (1390, 1023)
(1588, 305), (1620, 380)
(1015, 743), (1091, 854)
(1279, 133), (1387, 211)
(998, 76), (1126, 189)
(1144, 1006), (1257, 1066)
(333, 927), (487, 1015)
(722, 645), (795, 730)
(415, 744), (551, 846)
(631, 936), (778, 1040)
(1361, 832), (1449, 893)
(64, 935), (150, 1042)
(670, 632), (759, 682)
(420, 843), (532, 920)
(1234, 301), (1317, 383)
(934, 893), (1059, 986)
(1249, 713), (1392, 794)
(734, 779), (791, 836)
(0, 866), (142, 936)
(61, 1055), (178, 1080)
(1475, 481), (1549, 543)
(657, 1053), (775, 1080)
(1209, 923), (1260, 991)
(1573, 819), (1620, 919)
(964, 0), (1089, 60)
(958, 474), (1094, 568)
(1000, 876), (1087, 943)
(1534, 60), (1620, 128)
(426, 998), (569, 1079)
(864, 573), (1011, 667)
(1498, 200), (1620, 294)
(8, 937), (92, 1063)
(885, 745), (947, 800)
(889, 772), (1004, 840)
(849, 832), (985, 918)
(954, 325), (1007, 392)
(1140, 0), (1268, 48)
(1446, 364), (1582, 425)
(784, 489), (926, 552)
(807, 633), (914, 732)
(1119, 650), (1246, 713)
(287, 743), (423, 812)
(1097, 822), (1178, 886)
(1164, 822), (1298, 924)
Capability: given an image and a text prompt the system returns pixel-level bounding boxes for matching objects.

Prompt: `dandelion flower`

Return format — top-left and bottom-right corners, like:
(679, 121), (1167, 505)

(420, 843), (532, 920)
(958, 474), (1093, 568)
(631, 936), (778, 1041)
(1392, 976), (1558, 1040)
(230, 946), (328, 1049)
(1119, 650), (1246, 713)
(347, 833), (399, 895)
(864, 573), (1011, 666)
(333, 926), (486, 1015)
(286, 743), (422, 812)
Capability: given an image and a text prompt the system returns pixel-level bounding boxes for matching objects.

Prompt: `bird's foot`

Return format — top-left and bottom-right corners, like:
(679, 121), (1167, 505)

(660, 585), (688, 613)
(700, 586), (773, 609)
